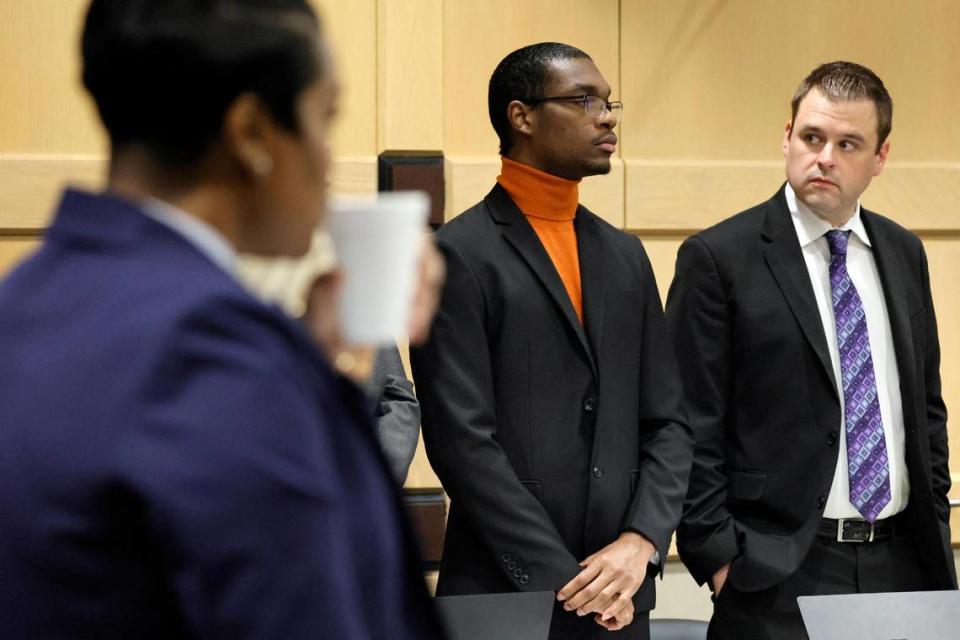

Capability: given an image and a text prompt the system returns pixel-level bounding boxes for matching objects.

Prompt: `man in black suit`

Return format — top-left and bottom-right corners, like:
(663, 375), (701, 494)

(411, 43), (692, 639)
(667, 61), (955, 639)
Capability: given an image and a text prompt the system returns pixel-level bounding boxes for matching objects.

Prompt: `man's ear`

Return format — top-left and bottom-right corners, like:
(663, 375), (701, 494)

(507, 99), (535, 138)
(222, 93), (276, 179)
(781, 120), (793, 156)
(873, 139), (890, 177)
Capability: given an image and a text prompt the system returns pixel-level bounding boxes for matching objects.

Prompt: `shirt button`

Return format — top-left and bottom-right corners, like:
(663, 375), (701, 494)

(584, 396), (597, 413)
(593, 467), (602, 479)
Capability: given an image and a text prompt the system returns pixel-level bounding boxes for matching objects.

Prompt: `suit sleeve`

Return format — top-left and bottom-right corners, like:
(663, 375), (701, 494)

(918, 243), (951, 527)
(410, 238), (582, 591)
(120, 310), (412, 639)
(372, 345), (421, 485)
(665, 236), (739, 587)
(622, 241), (694, 571)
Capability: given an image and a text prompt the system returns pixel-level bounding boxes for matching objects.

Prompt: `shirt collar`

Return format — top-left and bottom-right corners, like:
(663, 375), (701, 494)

(785, 182), (871, 249)
(496, 156), (580, 221)
(140, 197), (237, 274)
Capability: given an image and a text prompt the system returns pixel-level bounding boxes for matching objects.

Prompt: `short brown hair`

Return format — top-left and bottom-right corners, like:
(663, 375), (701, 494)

(791, 61), (892, 153)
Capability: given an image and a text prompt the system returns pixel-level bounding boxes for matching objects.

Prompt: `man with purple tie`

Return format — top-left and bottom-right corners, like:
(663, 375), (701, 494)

(666, 61), (955, 639)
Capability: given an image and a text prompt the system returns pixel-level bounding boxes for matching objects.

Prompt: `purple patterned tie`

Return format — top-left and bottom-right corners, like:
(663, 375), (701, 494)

(826, 230), (890, 523)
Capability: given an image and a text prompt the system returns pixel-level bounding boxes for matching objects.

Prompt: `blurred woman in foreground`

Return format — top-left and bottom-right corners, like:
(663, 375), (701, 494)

(0, 1), (443, 637)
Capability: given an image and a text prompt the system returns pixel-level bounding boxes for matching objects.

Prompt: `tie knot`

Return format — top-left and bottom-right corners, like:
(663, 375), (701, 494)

(825, 229), (850, 257)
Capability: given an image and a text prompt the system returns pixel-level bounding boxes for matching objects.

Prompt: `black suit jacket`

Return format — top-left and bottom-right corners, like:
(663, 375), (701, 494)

(666, 186), (955, 593)
(411, 185), (692, 635)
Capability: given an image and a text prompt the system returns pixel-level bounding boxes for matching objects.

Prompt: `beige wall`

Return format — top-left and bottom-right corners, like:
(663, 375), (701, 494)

(2, 0), (958, 540)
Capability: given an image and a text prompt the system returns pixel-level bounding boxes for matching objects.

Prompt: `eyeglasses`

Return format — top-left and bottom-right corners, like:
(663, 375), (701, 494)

(521, 94), (623, 120)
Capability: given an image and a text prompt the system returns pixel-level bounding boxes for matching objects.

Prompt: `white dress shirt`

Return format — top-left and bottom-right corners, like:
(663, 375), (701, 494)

(785, 183), (908, 520)
(140, 197), (237, 276)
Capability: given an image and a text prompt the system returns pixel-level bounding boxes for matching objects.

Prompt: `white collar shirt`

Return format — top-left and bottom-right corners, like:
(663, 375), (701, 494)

(140, 197), (237, 276)
(785, 183), (907, 520)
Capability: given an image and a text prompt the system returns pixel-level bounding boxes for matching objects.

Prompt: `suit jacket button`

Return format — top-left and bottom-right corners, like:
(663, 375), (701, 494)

(827, 432), (838, 446)
(502, 553), (511, 564)
(584, 396), (597, 413)
(514, 568), (522, 578)
(818, 495), (826, 509)
(593, 466), (602, 479)
(507, 560), (517, 570)
(520, 574), (530, 585)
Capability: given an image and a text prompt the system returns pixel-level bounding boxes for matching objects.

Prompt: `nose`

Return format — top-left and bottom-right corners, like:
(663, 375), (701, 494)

(597, 107), (618, 128)
(816, 143), (835, 169)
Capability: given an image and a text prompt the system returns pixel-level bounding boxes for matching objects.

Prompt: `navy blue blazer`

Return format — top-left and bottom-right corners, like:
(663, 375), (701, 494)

(0, 189), (441, 638)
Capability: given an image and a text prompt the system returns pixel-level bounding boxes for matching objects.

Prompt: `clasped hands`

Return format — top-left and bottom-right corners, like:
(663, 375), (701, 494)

(556, 531), (656, 632)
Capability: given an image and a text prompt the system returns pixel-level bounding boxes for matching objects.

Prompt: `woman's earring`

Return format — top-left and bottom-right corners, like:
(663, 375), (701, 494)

(251, 154), (273, 177)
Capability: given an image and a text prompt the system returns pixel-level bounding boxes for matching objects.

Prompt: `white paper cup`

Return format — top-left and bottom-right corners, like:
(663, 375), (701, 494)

(328, 191), (429, 345)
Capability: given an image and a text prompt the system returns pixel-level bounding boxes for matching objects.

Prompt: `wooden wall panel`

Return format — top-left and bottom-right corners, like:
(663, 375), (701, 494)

(0, 238), (41, 278)
(378, 0), (443, 152)
(621, 0), (960, 161)
(620, 0), (960, 231)
(624, 160), (784, 232)
(0, 1), (103, 155)
(924, 237), (960, 491)
(312, 0), (377, 160)
(624, 162), (960, 232)
(0, 155), (104, 230)
(635, 235), (684, 306)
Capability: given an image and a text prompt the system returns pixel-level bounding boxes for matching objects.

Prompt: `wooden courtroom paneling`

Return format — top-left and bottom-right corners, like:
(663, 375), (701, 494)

(624, 162), (960, 232)
(0, 155), (105, 231)
(377, 0), (443, 152)
(634, 235), (685, 306)
(620, 0), (960, 230)
(620, 0), (960, 161)
(924, 237), (960, 500)
(0, 1), (103, 155)
(0, 237), (41, 278)
(312, 0), (378, 159)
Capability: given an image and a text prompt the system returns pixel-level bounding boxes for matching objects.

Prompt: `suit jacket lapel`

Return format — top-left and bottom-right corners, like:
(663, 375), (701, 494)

(575, 208), (606, 369)
(861, 211), (917, 418)
(760, 189), (840, 401)
(484, 185), (598, 378)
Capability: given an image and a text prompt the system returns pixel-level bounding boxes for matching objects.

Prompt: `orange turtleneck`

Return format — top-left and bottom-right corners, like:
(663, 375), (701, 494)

(496, 156), (583, 323)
